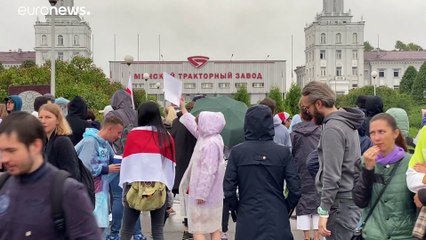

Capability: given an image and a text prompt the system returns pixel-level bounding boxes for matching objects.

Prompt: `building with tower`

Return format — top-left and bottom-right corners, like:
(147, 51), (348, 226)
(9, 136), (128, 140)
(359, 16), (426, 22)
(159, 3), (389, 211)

(34, 0), (91, 65)
(299, 0), (365, 94)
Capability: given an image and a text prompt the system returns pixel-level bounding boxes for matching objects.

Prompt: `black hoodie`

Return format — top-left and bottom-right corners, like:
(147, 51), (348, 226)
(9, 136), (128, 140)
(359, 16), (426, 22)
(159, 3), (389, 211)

(66, 96), (91, 145)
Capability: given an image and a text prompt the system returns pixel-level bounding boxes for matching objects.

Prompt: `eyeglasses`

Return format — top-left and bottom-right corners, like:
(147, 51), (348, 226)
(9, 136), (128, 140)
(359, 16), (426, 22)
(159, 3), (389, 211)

(300, 103), (313, 112)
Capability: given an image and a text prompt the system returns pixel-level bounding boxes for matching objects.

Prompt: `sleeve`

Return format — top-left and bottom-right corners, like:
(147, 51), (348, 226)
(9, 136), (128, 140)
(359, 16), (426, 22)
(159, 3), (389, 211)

(55, 137), (80, 179)
(193, 144), (221, 201)
(407, 127), (426, 192)
(76, 139), (104, 177)
(352, 158), (375, 208)
(319, 127), (345, 211)
(179, 113), (199, 139)
(283, 149), (301, 210)
(223, 149), (239, 211)
(62, 179), (102, 240)
(284, 129), (292, 149)
(306, 149), (319, 179)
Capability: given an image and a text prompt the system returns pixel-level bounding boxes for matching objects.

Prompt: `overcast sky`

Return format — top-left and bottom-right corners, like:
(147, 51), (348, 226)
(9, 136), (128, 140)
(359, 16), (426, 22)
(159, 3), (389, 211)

(2, 0), (426, 83)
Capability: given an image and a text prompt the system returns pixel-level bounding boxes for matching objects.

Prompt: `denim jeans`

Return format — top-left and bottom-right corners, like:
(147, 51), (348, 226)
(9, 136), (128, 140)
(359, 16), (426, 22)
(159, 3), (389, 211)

(120, 185), (166, 240)
(110, 174), (142, 236)
(326, 198), (361, 240)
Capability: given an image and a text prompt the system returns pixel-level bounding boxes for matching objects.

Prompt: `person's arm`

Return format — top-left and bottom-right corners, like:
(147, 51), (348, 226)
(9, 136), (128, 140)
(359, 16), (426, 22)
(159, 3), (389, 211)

(407, 127), (426, 192)
(62, 179), (101, 240)
(179, 113), (199, 139)
(193, 144), (221, 201)
(284, 129), (292, 149)
(352, 158), (375, 208)
(283, 148), (301, 209)
(54, 137), (80, 179)
(76, 139), (107, 177)
(319, 127), (345, 212)
(223, 149), (239, 211)
(306, 149), (319, 179)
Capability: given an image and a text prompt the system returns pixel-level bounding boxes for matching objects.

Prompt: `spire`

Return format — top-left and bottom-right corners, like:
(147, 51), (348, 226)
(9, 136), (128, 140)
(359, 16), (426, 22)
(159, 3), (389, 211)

(323, 0), (344, 14)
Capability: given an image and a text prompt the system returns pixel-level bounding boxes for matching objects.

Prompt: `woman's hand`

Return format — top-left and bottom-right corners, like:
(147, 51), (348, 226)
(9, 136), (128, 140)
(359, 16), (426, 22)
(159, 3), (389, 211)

(414, 192), (423, 208)
(363, 146), (380, 170)
(180, 96), (188, 114)
(414, 163), (426, 174)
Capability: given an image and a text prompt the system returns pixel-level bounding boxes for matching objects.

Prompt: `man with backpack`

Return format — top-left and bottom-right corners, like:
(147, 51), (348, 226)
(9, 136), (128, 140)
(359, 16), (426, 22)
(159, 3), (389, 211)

(0, 112), (100, 239)
(75, 114), (123, 237)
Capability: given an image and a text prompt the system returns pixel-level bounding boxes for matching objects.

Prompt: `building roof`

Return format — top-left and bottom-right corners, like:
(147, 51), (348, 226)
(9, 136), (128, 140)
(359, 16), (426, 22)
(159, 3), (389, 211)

(0, 51), (36, 64)
(365, 50), (426, 62)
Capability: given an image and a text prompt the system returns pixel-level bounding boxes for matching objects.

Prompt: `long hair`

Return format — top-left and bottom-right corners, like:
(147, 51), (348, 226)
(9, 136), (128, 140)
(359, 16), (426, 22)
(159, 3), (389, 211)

(0, 104), (8, 119)
(370, 113), (407, 152)
(164, 106), (177, 126)
(39, 103), (72, 136)
(138, 102), (173, 157)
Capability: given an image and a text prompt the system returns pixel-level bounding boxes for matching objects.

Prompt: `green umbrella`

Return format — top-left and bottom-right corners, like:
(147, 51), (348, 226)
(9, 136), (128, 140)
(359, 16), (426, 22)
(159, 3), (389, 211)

(191, 96), (247, 148)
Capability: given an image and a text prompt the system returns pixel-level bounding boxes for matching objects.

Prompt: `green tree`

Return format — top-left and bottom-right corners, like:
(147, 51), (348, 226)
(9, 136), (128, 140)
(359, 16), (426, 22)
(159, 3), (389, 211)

(412, 61), (426, 101)
(395, 40), (423, 51)
(268, 86), (285, 113)
(133, 89), (147, 108)
(20, 60), (36, 68)
(395, 40), (408, 51)
(0, 63), (4, 72)
(364, 41), (374, 51)
(234, 85), (250, 106)
(399, 66), (418, 94)
(284, 84), (301, 115)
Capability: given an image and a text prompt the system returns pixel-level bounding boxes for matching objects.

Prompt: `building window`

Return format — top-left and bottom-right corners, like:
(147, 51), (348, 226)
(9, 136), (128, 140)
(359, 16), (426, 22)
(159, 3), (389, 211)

(252, 82), (264, 88)
(352, 67), (358, 76)
(393, 69), (400, 78)
(58, 35), (64, 46)
(320, 33), (326, 44)
(321, 67), (326, 77)
(73, 35), (79, 46)
(336, 67), (342, 76)
(336, 50), (342, 60)
(394, 85), (400, 90)
(336, 33), (342, 44)
(58, 52), (64, 61)
(352, 50), (358, 60)
(184, 83), (196, 89)
(235, 83), (247, 88)
(201, 83), (213, 89)
(219, 83), (230, 89)
(352, 33), (358, 44)
(379, 70), (385, 78)
(320, 50), (326, 60)
(41, 35), (47, 46)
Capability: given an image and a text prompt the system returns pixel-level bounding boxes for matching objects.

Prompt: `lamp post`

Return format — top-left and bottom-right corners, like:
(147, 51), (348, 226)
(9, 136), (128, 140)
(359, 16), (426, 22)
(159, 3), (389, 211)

(143, 72), (150, 101)
(155, 82), (161, 104)
(49, 0), (58, 96)
(371, 70), (378, 96)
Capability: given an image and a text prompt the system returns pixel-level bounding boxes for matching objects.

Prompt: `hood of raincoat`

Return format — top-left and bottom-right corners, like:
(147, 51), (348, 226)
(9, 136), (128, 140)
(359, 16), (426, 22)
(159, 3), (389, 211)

(244, 104), (274, 141)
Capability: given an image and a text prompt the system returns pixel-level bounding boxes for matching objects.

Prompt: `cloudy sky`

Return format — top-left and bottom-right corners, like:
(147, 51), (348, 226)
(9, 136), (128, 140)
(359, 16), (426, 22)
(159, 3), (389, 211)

(2, 0), (426, 83)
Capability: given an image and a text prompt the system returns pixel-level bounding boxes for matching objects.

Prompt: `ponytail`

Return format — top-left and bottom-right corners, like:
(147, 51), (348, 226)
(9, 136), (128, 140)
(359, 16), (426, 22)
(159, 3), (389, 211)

(395, 129), (408, 152)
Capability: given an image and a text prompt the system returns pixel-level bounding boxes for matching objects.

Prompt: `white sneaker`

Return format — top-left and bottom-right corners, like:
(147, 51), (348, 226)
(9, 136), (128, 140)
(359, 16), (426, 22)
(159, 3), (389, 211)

(221, 232), (228, 240)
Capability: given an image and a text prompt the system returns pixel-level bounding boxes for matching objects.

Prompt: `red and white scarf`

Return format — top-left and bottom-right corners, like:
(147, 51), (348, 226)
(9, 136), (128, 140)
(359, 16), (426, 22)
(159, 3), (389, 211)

(119, 126), (176, 190)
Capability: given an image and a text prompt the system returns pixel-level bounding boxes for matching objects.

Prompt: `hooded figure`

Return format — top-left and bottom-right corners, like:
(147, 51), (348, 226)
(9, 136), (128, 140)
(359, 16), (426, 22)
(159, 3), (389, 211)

(291, 121), (321, 219)
(363, 96), (384, 137)
(55, 97), (70, 116)
(66, 96), (91, 145)
(5, 95), (23, 113)
(105, 89), (137, 155)
(224, 105), (301, 240)
(179, 111), (226, 235)
(272, 114), (292, 147)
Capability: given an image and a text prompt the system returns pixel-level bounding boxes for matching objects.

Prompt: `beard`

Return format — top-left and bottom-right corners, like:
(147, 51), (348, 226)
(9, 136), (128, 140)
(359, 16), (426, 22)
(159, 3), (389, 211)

(313, 107), (325, 125)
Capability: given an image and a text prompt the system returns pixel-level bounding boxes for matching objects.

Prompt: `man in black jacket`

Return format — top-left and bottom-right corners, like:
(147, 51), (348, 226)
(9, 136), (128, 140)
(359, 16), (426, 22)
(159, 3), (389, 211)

(224, 104), (301, 240)
(0, 112), (100, 239)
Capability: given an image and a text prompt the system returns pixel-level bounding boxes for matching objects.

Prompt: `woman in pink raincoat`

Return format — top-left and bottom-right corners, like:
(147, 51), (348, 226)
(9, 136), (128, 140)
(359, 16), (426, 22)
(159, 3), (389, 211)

(179, 97), (226, 240)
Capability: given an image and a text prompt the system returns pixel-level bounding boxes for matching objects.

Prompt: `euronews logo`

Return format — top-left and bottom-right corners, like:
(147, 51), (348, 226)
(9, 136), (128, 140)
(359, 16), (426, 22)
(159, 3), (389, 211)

(18, 6), (90, 16)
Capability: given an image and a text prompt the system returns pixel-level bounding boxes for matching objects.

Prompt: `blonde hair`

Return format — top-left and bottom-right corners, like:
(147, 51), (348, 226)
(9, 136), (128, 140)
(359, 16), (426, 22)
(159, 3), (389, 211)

(164, 106), (177, 126)
(39, 103), (72, 136)
(0, 104), (8, 119)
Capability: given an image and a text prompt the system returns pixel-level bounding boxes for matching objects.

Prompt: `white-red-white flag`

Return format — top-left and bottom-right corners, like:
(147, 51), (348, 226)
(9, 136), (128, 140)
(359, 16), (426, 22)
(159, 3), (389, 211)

(126, 75), (135, 109)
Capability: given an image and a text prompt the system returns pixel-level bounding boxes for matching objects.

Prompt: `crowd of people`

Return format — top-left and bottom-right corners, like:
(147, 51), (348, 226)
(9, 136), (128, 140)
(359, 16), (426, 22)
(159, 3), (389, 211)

(2, 81), (426, 240)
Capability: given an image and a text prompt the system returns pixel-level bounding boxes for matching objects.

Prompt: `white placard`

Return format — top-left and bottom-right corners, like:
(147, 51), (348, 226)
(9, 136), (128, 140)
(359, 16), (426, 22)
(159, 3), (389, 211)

(163, 72), (183, 106)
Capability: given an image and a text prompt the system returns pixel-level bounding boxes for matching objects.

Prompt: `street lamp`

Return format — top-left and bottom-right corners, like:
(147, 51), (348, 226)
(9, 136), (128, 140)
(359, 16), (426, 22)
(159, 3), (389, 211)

(49, 0), (58, 96)
(155, 82), (161, 104)
(371, 70), (378, 96)
(142, 73), (149, 101)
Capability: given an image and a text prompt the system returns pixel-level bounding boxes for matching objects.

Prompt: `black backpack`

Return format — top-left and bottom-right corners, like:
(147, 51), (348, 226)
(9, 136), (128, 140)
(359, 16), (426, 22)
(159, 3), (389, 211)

(76, 158), (96, 209)
(0, 170), (71, 239)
